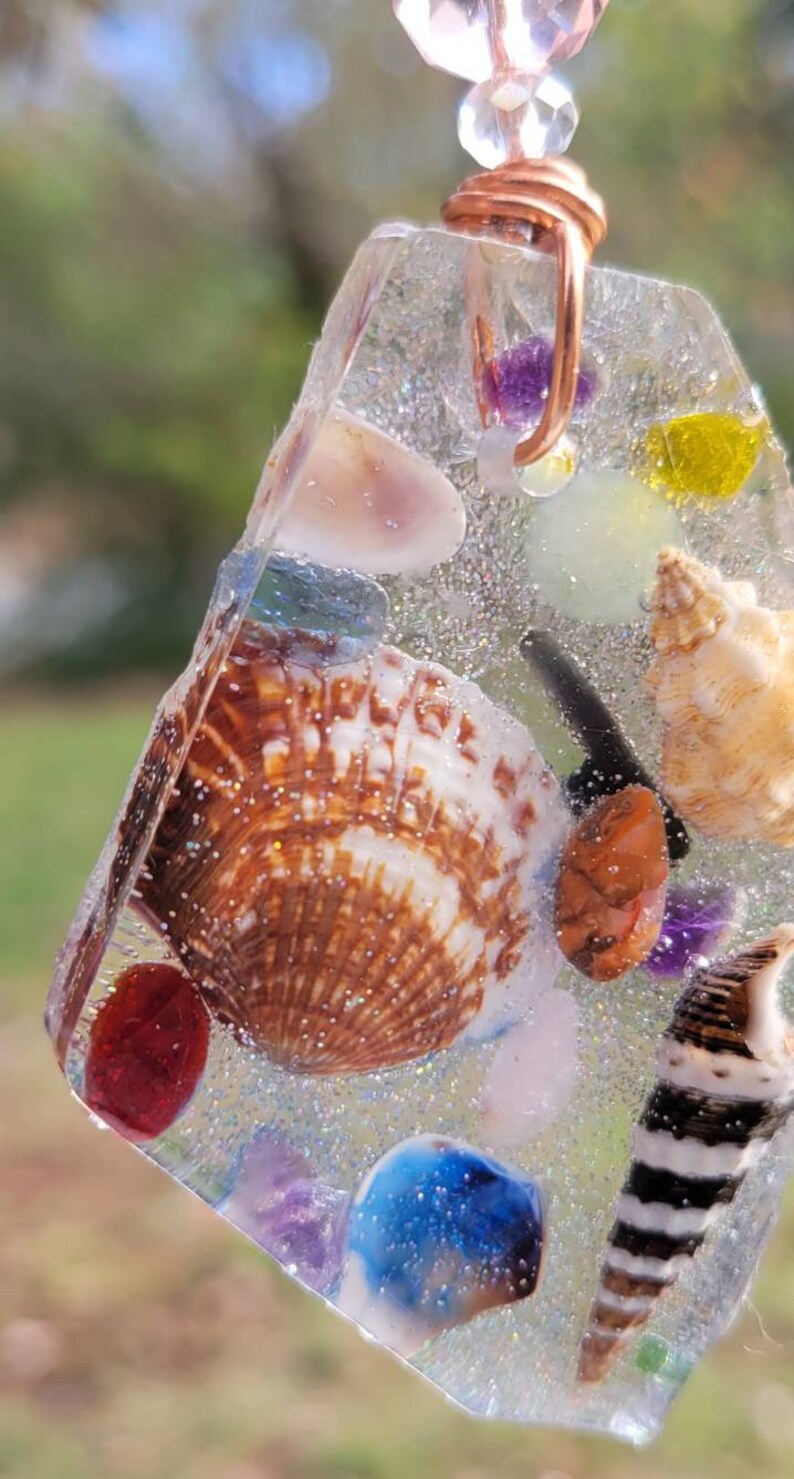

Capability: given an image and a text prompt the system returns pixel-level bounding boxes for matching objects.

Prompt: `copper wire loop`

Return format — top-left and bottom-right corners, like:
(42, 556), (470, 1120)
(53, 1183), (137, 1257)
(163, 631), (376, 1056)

(442, 159), (608, 467)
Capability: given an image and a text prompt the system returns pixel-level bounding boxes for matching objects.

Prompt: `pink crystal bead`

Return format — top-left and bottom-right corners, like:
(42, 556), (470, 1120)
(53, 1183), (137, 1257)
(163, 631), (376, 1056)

(393, 1), (610, 83)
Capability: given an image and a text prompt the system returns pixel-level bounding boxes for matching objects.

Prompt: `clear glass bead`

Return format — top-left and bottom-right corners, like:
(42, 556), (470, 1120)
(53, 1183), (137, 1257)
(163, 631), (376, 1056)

(393, 0), (610, 83)
(458, 70), (578, 166)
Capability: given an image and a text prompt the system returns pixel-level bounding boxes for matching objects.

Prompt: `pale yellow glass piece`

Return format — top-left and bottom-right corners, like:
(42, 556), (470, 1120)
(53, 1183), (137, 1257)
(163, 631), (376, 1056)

(641, 411), (765, 500)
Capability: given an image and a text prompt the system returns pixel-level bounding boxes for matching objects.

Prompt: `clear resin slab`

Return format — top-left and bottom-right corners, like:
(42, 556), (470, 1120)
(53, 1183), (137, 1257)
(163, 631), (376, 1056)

(46, 225), (794, 1444)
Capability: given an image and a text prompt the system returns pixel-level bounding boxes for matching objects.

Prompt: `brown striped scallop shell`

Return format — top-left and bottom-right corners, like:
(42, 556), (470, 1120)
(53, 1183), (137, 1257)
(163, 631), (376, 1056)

(138, 620), (567, 1076)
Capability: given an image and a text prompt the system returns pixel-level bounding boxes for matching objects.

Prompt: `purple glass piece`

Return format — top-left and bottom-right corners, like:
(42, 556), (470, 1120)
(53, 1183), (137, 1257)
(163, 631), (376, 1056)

(482, 336), (596, 428)
(645, 883), (742, 979)
(222, 1130), (350, 1294)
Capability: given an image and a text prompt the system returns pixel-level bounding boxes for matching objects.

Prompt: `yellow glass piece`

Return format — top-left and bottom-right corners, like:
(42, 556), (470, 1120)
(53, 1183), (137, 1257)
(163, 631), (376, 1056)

(641, 412), (765, 500)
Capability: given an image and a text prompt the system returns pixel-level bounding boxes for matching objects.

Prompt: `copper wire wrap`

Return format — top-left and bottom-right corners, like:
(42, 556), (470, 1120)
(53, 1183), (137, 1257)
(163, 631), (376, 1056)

(442, 158), (608, 467)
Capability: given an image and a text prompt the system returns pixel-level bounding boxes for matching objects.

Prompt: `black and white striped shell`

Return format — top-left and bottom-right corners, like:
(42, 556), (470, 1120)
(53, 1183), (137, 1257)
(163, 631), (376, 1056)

(139, 620), (567, 1076)
(578, 925), (794, 1383)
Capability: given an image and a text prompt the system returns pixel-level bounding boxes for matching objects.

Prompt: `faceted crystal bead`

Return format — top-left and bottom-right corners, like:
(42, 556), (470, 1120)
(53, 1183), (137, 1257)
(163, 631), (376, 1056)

(394, 0), (610, 83)
(458, 70), (578, 166)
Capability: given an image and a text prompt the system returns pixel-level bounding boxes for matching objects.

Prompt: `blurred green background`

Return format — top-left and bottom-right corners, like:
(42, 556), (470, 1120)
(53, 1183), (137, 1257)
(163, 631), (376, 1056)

(1, 2), (793, 1476)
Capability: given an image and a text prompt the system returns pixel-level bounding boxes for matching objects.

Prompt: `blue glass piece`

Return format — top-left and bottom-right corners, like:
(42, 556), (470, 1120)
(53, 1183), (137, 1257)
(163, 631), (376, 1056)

(248, 552), (389, 663)
(347, 1135), (545, 1323)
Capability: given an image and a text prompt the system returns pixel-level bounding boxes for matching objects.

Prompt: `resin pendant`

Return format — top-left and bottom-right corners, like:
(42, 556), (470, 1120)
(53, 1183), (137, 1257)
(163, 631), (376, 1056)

(46, 222), (794, 1443)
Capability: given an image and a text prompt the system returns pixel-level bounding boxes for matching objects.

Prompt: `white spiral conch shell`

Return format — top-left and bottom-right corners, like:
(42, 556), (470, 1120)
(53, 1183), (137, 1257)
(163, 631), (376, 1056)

(646, 547), (794, 847)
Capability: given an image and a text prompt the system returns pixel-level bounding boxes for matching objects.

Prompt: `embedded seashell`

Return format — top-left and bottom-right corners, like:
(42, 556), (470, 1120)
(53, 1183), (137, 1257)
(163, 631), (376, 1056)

(555, 786), (669, 982)
(140, 619), (567, 1075)
(338, 1135), (546, 1357)
(578, 926), (794, 1384)
(275, 409), (467, 576)
(647, 548), (794, 846)
(648, 545), (734, 655)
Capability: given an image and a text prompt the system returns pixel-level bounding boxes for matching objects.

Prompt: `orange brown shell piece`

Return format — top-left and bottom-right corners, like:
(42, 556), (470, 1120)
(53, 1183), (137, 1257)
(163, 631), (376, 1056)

(138, 620), (566, 1075)
(555, 785), (669, 982)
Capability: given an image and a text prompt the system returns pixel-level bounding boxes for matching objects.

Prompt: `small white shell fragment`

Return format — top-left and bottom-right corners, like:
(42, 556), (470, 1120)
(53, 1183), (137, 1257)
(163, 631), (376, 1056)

(276, 408), (467, 576)
(481, 990), (579, 1146)
(524, 469), (682, 623)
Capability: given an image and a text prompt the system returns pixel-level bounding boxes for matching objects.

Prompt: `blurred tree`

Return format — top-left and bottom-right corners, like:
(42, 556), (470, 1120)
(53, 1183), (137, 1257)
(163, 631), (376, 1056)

(0, 118), (315, 674)
(0, 0), (791, 679)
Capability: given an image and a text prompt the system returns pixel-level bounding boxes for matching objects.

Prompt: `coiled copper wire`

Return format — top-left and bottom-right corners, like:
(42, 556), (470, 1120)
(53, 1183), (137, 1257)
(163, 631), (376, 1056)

(442, 158), (608, 467)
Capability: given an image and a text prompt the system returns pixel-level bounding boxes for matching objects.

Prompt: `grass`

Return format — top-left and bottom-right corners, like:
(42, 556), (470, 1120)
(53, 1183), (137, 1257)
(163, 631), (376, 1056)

(1, 689), (793, 1479)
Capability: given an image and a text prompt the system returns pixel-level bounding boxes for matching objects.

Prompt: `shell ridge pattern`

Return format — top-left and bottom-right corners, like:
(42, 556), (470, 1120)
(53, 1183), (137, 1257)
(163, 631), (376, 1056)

(140, 620), (566, 1075)
(647, 548), (794, 845)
